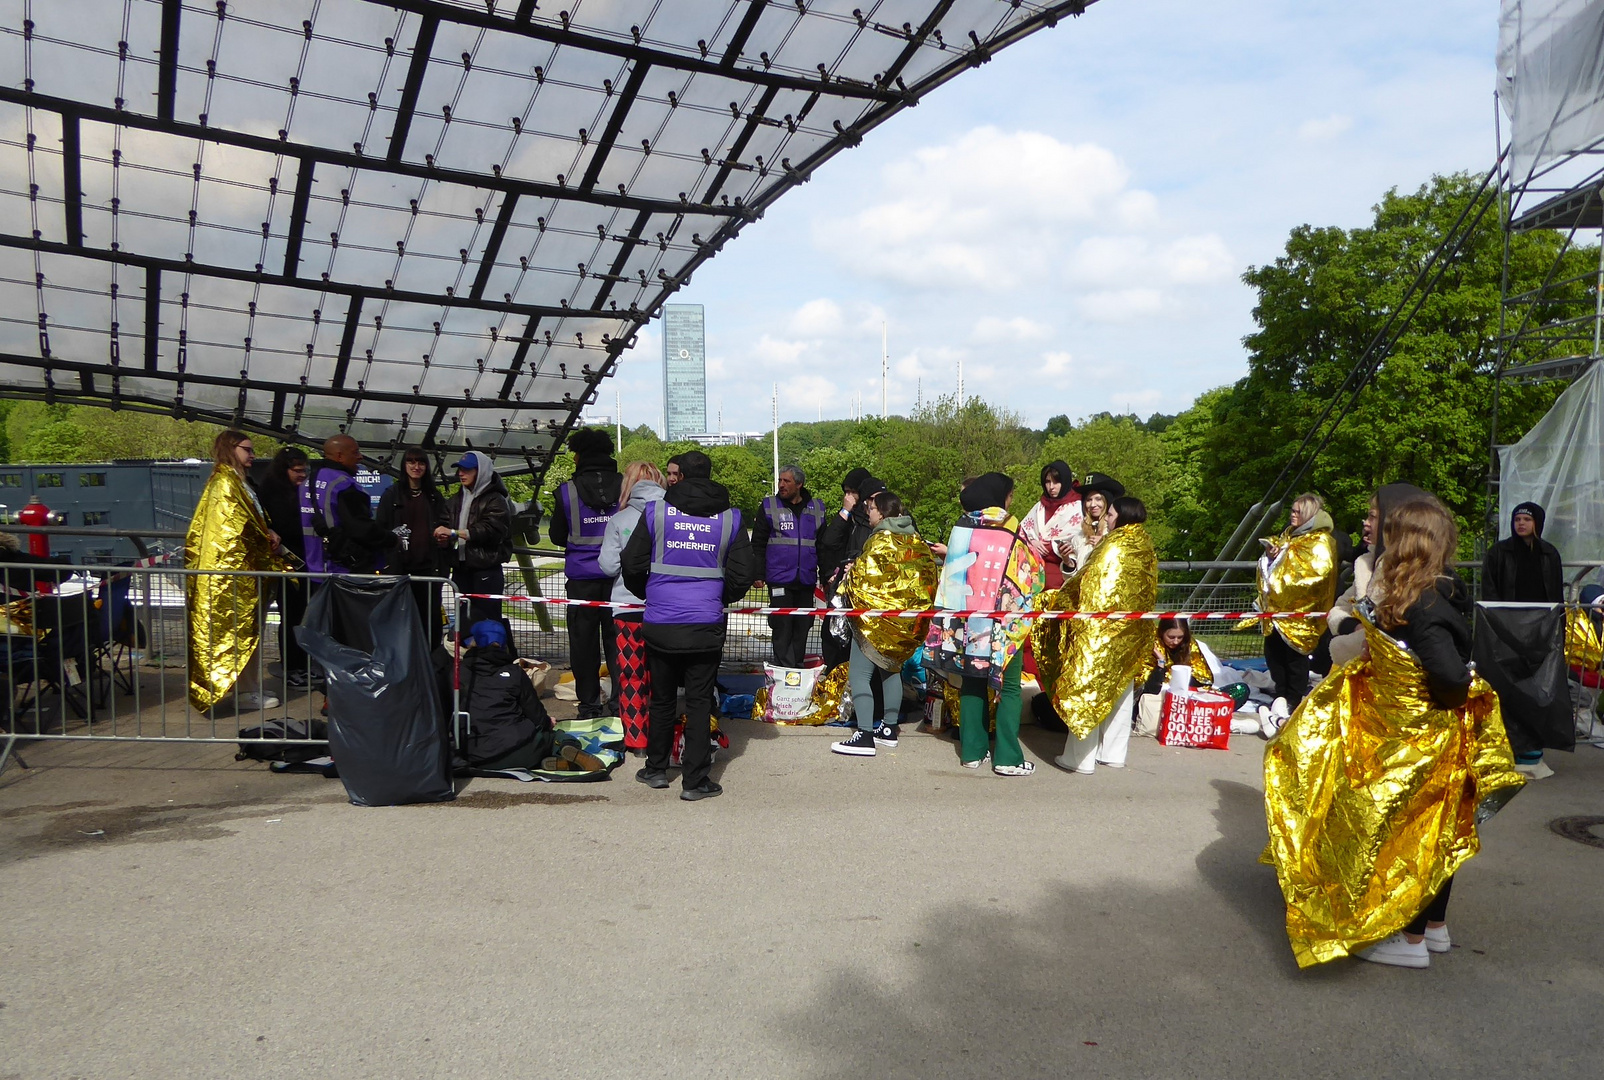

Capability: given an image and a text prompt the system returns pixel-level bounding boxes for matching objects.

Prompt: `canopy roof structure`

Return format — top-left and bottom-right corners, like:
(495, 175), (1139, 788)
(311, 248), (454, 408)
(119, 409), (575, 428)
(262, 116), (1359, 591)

(0, 0), (1094, 474)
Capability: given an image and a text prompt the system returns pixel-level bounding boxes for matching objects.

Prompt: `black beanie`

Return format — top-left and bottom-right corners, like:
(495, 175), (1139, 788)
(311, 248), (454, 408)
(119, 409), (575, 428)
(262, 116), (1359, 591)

(1512, 501), (1545, 536)
(842, 467), (870, 493)
(960, 472), (1014, 512)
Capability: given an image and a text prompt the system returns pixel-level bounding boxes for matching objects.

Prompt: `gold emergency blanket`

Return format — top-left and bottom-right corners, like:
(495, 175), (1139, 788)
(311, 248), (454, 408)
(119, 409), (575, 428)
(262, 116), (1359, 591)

(1139, 640), (1215, 689)
(186, 464), (282, 711)
(1262, 612), (1525, 968)
(1031, 523), (1158, 739)
(1565, 607), (1602, 672)
(842, 528), (938, 669)
(1239, 529), (1337, 654)
(752, 662), (852, 726)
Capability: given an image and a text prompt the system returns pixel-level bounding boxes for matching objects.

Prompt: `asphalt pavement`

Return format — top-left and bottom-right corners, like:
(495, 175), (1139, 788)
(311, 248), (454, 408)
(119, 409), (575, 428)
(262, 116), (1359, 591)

(2, 719), (1602, 1079)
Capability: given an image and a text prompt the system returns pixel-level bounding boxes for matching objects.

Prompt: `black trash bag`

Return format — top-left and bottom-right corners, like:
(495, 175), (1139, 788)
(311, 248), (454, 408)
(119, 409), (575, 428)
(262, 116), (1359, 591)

(297, 578), (455, 805)
(1473, 602), (1574, 755)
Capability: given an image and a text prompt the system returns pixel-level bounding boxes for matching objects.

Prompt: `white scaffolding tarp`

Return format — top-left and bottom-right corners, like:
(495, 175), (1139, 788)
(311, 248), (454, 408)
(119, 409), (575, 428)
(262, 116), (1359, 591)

(1500, 359), (1604, 562)
(1498, 0), (1604, 180)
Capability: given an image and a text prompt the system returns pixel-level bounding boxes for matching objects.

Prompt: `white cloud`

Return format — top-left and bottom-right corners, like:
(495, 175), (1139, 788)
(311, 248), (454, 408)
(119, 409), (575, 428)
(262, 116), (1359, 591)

(1297, 114), (1355, 141)
(1076, 289), (1166, 322)
(1040, 351), (1075, 377)
(751, 335), (808, 367)
(788, 298), (845, 337)
(972, 316), (1052, 343)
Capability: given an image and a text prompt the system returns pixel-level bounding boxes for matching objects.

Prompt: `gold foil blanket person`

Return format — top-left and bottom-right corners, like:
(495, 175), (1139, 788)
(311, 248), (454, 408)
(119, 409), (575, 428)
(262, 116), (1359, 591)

(840, 528), (939, 670)
(1261, 611), (1524, 968)
(1239, 528), (1337, 654)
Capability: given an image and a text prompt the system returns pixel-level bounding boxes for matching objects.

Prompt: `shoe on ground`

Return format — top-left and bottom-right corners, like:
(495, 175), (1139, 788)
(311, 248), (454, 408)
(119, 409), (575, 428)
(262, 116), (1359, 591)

(1356, 933), (1429, 969)
(240, 691), (279, 710)
(1514, 758), (1555, 780)
(559, 743), (605, 772)
(873, 722), (899, 748)
(1051, 755), (1094, 775)
(575, 702), (602, 721)
(1423, 925), (1451, 954)
(542, 757), (577, 771)
(286, 670), (310, 690)
(831, 729), (876, 757)
(1094, 758), (1125, 769)
(1258, 705), (1278, 739)
(680, 780), (723, 801)
(993, 760), (1035, 777)
(1271, 696), (1290, 721)
(961, 751), (991, 770)
(634, 767), (670, 789)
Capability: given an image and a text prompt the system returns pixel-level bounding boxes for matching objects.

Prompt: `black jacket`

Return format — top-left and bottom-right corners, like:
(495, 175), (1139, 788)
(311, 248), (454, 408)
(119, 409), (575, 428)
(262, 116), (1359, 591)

(376, 482), (450, 573)
(751, 485), (820, 585)
(549, 467), (623, 548)
(458, 644), (552, 765)
(444, 475), (514, 570)
(311, 458), (397, 574)
(620, 476), (758, 654)
(1481, 535), (1563, 604)
(1389, 574), (1475, 710)
(257, 476), (305, 560)
(817, 503), (873, 585)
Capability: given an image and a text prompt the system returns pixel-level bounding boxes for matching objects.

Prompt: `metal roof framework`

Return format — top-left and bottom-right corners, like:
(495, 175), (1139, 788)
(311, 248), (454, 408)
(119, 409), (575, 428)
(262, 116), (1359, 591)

(0, 0), (1095, 475)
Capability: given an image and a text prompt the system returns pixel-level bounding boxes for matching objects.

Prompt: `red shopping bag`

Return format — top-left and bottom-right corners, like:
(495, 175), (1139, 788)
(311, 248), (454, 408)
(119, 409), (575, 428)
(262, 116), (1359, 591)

(1156, 687), (1233, 749)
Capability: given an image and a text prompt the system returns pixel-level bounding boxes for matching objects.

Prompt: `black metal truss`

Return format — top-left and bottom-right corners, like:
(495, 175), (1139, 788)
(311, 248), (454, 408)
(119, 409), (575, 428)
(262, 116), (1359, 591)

(0, 0), (1100, 475)
(353, 0), (902, 102)
(0, 87), (742, 221)
(0, 234), (633, 323)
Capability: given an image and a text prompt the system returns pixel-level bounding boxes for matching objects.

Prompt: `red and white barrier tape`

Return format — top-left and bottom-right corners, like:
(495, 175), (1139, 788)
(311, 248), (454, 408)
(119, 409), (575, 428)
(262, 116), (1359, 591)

(456, 593), (1324, 621)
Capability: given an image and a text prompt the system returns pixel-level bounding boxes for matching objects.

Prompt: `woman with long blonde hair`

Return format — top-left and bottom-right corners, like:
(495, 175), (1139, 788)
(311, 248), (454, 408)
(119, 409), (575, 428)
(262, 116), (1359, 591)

(186, 429), (285, 714)
(598, 460), (668, 749)
(1263, 495), (1524, 971)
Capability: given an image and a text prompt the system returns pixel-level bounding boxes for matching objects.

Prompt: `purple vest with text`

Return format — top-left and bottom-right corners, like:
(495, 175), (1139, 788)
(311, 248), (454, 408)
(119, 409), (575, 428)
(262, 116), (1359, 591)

(761, 495), (825, 585)
(560, 480), (616, 581)
(304, 464), (357, 574)
(642, 502), (740, 625)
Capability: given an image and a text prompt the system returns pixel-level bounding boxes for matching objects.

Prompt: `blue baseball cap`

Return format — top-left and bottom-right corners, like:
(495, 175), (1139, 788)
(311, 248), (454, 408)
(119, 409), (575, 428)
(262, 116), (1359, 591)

(469, 619), (509, 648)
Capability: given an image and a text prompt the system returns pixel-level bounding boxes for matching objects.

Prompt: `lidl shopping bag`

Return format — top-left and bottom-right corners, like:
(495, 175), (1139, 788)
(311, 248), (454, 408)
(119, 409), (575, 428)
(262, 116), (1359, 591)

(1156, 687), (1233, 749)
(760, 661), (825, 721)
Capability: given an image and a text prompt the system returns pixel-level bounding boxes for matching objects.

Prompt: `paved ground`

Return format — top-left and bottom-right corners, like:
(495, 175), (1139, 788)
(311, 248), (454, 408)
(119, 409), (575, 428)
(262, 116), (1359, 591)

(2, 716), (1602, 1079)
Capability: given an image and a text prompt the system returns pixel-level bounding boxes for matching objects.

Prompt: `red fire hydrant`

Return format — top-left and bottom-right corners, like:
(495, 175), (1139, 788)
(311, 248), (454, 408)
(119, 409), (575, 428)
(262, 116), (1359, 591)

(19, 495), (51, 558)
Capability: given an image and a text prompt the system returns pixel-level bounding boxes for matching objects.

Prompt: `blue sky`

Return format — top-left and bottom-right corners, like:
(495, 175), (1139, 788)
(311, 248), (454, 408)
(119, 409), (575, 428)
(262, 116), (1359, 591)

(597, 0), (1497, 435)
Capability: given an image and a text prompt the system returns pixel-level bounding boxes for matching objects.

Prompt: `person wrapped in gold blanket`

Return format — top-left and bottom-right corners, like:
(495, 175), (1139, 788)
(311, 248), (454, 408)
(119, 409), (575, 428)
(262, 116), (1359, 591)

(1263, 497), (1524, 970)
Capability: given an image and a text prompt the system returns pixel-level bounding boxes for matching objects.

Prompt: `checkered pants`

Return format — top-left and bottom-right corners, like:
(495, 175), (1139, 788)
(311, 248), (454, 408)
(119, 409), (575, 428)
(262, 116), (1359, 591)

(615, 618), (651, 749)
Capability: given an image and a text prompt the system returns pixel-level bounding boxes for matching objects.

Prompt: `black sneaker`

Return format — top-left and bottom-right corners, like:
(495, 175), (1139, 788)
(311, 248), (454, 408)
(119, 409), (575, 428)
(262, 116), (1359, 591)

(634, 767), (670, 789)
(286, 670), (311, 690)
(576, 702), (602, 721)
(830, 729), (876, 756)
(873, 722), (900, 748)
(681, 780), (723, 801)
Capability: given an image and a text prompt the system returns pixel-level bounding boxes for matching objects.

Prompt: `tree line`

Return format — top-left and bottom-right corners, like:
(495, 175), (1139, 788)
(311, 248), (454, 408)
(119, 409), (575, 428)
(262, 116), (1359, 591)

(2, 172), (1592, 558)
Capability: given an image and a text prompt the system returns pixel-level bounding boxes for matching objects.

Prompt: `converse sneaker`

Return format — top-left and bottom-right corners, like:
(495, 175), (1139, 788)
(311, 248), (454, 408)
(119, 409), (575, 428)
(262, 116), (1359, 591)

(1356, 933), (1429, 969)
(873, 721), (900, 748)
(831, 729), (876, 757)
(1423, 925), (1451, 954)
(993, 760), (1035, 777)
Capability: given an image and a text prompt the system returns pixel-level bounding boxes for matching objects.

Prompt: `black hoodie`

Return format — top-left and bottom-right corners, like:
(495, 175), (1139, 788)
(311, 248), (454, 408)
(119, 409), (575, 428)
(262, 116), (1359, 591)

(1481, 500), (1563, 603)
(619, 476), (758, 653)
(548, 453), (624, 548)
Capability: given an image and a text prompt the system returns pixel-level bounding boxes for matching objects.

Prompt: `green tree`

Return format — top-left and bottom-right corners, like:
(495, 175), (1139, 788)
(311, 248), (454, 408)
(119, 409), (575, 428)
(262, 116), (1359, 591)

(1032, 415), (1176, 552)
(1189, 172), (1591, 556)
(876, 396), (1033, 539)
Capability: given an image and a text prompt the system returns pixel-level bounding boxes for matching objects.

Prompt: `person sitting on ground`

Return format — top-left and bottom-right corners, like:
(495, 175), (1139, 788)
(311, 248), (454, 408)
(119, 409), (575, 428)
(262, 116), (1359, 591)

(1018, 460), (1085, 588)
(829, 491), (939, 758)
(456, 620), (557, 772)
(1140, 617), (1221, 696)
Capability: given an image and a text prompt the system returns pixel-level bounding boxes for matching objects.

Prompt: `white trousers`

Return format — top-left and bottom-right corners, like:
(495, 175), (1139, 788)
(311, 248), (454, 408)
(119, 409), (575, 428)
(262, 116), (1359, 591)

(1058, 684), (1136, 773)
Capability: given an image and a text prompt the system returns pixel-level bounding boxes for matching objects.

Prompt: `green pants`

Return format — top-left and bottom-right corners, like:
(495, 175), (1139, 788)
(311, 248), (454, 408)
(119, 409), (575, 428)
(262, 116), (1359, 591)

(960, 653), (1023, 767)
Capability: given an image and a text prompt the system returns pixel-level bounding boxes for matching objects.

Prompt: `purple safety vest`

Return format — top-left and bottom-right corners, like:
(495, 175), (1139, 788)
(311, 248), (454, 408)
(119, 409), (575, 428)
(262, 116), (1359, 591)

(761, 494), (825, 585)
(642, 501), (740, 625)
(305, 464), (357, 574)
(560, 480), (617, 581)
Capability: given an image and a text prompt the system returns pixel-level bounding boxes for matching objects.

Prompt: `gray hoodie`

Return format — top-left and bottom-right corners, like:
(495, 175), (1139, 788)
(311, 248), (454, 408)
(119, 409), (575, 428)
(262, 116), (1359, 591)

(598, 478), (666, 608)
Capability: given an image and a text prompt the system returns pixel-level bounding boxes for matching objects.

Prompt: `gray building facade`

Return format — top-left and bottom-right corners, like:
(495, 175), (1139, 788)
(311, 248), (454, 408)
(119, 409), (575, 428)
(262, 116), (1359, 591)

(662, 304), (707, 441)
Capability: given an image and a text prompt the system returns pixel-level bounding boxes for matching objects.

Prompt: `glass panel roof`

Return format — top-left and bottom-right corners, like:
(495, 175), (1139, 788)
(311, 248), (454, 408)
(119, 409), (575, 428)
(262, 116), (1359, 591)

(0, 0), (1093, 472)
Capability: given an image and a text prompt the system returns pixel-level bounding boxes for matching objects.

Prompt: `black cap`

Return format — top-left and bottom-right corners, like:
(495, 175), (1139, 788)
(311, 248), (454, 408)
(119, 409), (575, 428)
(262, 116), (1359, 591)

(1080, 472), (1125, 501)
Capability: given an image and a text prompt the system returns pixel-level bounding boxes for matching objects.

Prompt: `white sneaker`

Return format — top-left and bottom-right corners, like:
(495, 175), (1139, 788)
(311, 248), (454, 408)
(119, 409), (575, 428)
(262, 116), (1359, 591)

(1271, 696), (1290, 721)
(1514, 759), (1555, 780)
(960, 752), (990, 770)
(240, 691), (280, 710)
(1052, 755), (1094, 775)
(992, 760), (1034, 777)
(1356, 933), (1429, 969)
(1423, 925), (1451, 954)
(1258, 705), (1279, 739)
